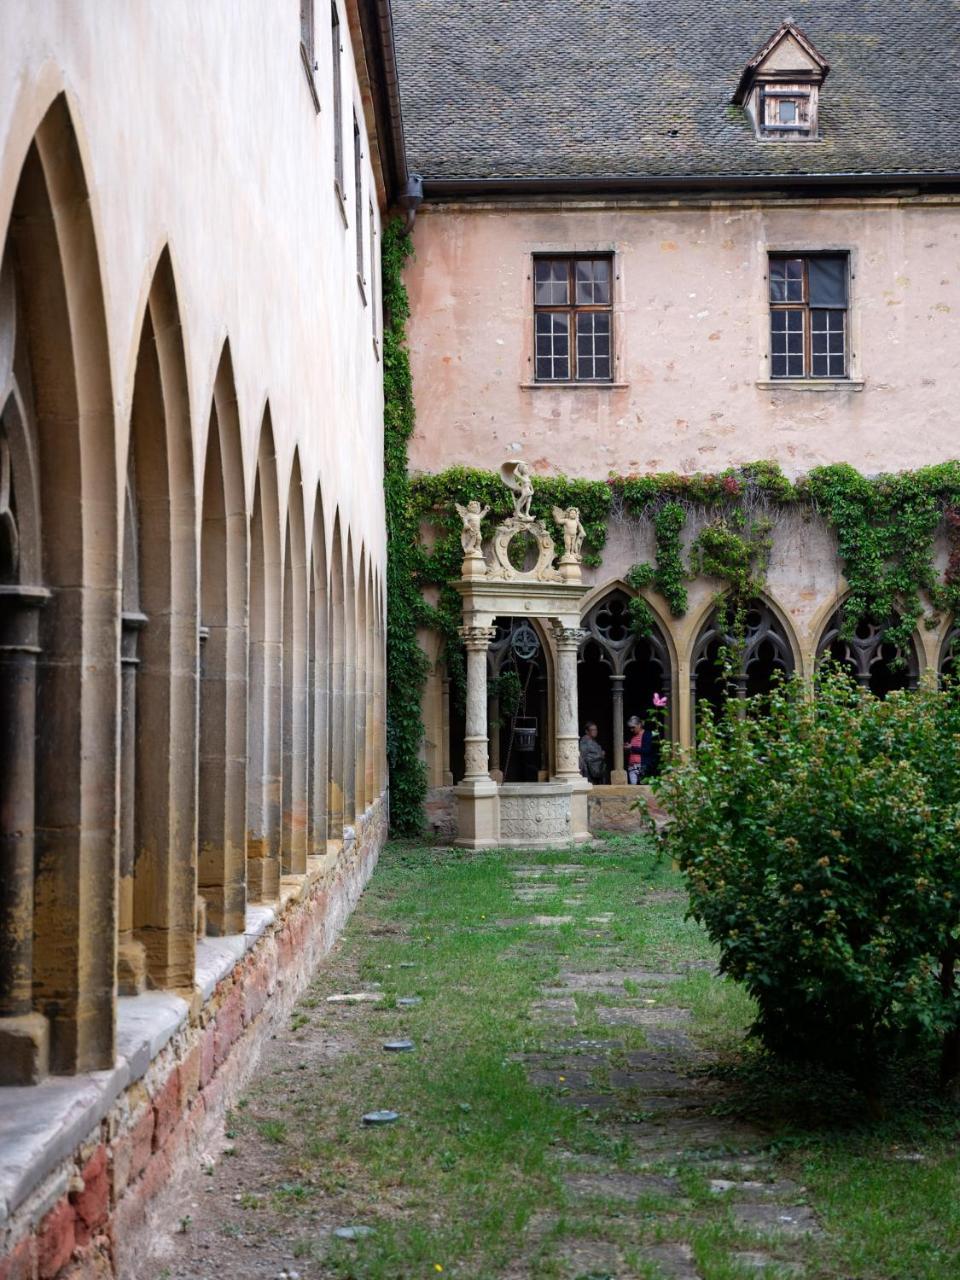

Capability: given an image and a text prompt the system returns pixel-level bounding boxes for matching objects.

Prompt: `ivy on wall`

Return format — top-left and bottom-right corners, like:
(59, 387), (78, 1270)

(382, 220), (430, 835)
(383, 223), (960, 831)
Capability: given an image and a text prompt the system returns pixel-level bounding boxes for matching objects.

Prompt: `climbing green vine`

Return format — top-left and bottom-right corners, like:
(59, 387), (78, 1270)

(382, 220), (429, 835)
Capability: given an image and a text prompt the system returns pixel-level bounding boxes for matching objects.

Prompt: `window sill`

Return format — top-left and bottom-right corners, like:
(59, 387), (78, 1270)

(757, 378), (865, 392)
(356, 273), (368, 306)
(520, 381), (629, 391)
(300, 43), (321, 114)
(334, 181), (348, 228)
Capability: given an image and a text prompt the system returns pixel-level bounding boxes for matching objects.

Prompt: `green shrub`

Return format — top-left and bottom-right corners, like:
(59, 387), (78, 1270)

(657, 668), (960, 1088)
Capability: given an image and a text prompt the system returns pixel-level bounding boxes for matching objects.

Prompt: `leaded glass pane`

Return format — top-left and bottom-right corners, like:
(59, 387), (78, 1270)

(770, 258), (804, 303)
(576, 312), (611, 381)
(534, 259), (569, 306)
(535, 311), (570, 380)
(770, 309), (804, 377)
(811, 309), (845, 377)
(575, 258), (611, 306)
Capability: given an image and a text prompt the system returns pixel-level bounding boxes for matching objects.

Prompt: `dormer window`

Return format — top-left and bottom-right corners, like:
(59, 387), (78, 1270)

(734, 23), (829, 141)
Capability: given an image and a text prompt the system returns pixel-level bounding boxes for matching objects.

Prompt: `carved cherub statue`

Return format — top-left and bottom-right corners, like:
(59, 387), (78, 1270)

(454, 499), (488, 556)
(500, 459), (534, 520)
(552, 505), (585, 559)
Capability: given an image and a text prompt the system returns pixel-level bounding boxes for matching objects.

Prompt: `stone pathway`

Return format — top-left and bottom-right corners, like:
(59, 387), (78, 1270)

(507, 863), (822, 1279)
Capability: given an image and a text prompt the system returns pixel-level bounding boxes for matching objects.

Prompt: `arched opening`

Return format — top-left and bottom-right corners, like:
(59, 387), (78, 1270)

(940, 623), (960, 684)
(693, 597), (795, 726)
(282, 452), (308, 875)
(198, 345), (247, 936)
(122, 250), (198, 995)
(0, 96), (118, 1077)
(364, 563), (376, 810)
(354, 548), (368, 814)
(308, 488), (328, 852)
(247, 412), (281, 901)
(578, 589), (671, 783)
(328, 513), (345, 840)
(487, 618), (550, 783)
(343, 531), (357, 827)
(817, 608), (919, 696)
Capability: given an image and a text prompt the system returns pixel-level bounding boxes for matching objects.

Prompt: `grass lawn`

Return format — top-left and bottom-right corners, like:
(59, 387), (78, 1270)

(164, 834), (960, 1280)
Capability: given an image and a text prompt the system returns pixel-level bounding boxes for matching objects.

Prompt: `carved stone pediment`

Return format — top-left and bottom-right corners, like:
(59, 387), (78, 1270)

(487, 514), (562, 582)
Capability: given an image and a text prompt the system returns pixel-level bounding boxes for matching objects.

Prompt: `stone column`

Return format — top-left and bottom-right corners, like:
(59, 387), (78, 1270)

(454, 625), (499, 848)
(461, 626), (496, 781)
(487, 689), (502, 782)
(441, 673), (453, 786)
(552, 623), (591, 841)
(537, 672), (549, 780)
(118, 610), (148, 995)
(552, 625), (587, 780)
(0, 585), (49, 1083)
(609, 672), (627, 785)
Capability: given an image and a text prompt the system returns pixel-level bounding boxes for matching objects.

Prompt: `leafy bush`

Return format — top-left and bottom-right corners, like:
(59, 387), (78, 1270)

(657, 668), (960, 1088)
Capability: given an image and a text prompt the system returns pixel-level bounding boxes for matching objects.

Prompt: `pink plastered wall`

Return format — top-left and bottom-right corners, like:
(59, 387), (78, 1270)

(405, 200), (960, 481)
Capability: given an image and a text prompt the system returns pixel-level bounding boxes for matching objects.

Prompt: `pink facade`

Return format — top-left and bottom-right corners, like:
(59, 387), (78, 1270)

(406, 200), (960, 481)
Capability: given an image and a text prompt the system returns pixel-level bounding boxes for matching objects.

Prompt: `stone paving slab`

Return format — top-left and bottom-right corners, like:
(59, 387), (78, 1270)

(597, 1005), (692, 1027)
(563, 1170), (680, 1201)
(732, 1251), (805, 1275)
(732, 1203), (823, 1238)
(640, 1241), (699, 1279)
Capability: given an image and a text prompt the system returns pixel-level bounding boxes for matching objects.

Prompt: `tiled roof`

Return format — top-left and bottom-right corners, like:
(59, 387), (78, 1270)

(390, 0), (960, 182)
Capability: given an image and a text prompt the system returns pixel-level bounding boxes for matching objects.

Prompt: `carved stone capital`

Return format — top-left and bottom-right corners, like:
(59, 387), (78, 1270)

(459, 625), (497, 652)
(551, 623), (587, 652)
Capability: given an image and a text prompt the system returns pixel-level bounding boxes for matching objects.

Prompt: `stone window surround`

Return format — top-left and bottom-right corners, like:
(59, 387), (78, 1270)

(521, 244), (625, 388)
(758, 241), (863, 388)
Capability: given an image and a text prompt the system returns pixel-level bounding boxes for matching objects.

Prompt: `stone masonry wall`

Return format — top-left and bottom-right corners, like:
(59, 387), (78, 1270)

(0, 803), (386, 1280)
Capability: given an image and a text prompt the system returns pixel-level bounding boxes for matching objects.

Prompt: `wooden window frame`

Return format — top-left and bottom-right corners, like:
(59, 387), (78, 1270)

(533, 254), (614, 384)
(353, 113), (366, 300)
(331, 4), (344, 199)
(300, 0), (320, 112)
(768, 252), (849, 381)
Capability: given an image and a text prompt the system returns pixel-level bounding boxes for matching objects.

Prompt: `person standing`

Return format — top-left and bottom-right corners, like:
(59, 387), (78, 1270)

(579, 721), (607, 783)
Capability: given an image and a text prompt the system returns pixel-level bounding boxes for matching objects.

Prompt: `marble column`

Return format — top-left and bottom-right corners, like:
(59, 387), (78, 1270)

(609, 672), (627, 785)
(0, 584), (50, 1083)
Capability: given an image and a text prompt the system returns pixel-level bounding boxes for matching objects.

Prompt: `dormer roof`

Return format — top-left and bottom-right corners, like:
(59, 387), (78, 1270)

(733, 23), (830, 105)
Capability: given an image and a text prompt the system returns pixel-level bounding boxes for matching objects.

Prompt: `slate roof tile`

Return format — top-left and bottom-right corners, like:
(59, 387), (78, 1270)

(390, 0), (960, 181)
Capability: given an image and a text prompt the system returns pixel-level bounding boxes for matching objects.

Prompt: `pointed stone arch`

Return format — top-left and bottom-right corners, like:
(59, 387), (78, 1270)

(198, 342), (248, 936)
(816, 604), (921, 696)
(328, 511), (346, 840)
(282, 450), (308, 875)
(122, 247), (198, 993)
(247, 409), (282, 901)
(308, 485), (329, 852)
(578, 585), (673, 782)
(344, 530), (358, 827)
(364, 560), (376, 810)
(691, 593), (797, 730)
(0, 94), (119, 1076)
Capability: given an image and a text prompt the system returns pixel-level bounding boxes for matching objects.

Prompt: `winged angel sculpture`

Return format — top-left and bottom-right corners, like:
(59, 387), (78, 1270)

(552, 505), (585, 559)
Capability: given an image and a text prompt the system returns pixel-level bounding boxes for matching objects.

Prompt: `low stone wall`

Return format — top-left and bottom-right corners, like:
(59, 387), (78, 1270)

(425, 783), (662, 840)
(0, 798), (387, 1280)
(587, 784), (656, 833)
